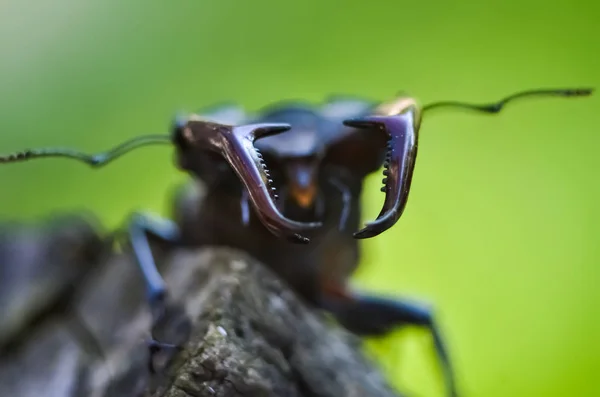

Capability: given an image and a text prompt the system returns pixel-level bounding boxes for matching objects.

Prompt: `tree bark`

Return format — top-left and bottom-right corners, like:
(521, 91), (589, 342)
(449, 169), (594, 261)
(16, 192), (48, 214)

(0, 214), (402, 397)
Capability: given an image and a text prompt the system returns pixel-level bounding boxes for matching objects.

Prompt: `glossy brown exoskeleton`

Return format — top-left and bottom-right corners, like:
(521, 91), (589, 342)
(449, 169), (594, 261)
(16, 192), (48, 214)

(0, 87), (593, 397)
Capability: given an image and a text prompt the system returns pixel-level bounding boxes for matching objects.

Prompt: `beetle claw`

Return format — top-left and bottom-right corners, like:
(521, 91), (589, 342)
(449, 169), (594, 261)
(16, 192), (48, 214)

(228, 122), (322, 243)
(344, 113), (419, 239)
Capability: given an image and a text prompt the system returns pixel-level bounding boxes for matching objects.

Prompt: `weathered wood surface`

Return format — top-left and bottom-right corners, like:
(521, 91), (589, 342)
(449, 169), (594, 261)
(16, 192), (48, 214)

(0, 214), (401, 397)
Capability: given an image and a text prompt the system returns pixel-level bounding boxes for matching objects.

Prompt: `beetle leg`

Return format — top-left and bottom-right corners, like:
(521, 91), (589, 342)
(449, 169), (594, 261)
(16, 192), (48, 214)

(126, 211), (189, 372)
(128, 211), (179, 304)
(321, 287), (457, 397)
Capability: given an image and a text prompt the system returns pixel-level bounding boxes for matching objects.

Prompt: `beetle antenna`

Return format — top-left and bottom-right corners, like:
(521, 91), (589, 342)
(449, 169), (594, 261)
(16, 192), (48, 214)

(422, 88), (594, 113)
(0, 134), (172, 168)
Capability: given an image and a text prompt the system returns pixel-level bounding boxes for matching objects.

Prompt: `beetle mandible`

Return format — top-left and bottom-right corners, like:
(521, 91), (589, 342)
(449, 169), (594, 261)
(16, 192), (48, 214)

(0, 87), (593, 397)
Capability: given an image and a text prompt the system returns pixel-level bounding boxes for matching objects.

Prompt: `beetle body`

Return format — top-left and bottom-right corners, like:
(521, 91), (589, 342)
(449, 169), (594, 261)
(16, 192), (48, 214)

(0, 87), (593, 397)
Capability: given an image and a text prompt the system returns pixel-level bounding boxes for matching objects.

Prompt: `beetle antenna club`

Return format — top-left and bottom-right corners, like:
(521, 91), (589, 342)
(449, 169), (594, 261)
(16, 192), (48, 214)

(0, 134), (172, 167)
(422, 87), (594, 113)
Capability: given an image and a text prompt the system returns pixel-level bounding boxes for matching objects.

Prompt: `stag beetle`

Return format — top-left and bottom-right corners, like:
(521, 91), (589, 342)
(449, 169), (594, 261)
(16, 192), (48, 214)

(0, 87), (593, 397)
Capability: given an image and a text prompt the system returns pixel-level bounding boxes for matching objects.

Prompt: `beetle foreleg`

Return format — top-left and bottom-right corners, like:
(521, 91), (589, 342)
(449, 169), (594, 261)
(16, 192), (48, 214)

(128, 211), (179, 305)
(322, 289), (457, 397)
(126, 211), (187, 372)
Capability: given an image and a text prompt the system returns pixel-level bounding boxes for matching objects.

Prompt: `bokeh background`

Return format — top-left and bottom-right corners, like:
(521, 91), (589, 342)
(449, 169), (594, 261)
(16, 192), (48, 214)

(0, 1), (598, 396)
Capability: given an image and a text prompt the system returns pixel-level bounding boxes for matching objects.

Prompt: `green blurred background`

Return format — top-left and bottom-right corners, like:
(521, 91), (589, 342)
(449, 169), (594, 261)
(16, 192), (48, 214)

(0, 0), (598, 396)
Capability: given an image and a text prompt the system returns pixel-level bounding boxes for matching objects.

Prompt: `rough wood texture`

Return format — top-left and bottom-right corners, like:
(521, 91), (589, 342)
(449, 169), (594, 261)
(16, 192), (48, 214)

(0, 214), (401, 397)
